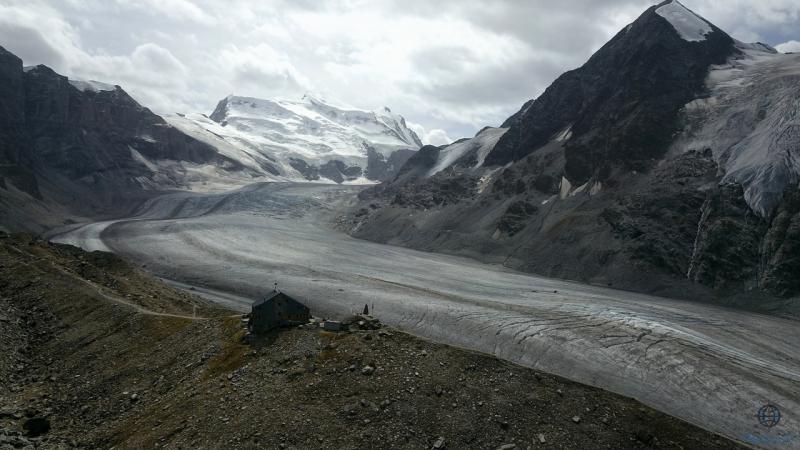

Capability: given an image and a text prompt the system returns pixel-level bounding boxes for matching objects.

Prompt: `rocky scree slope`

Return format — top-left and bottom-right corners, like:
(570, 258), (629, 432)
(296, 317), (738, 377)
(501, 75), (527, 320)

(0, 46), (248, 233)
(345, 0), (800, 307)
(0, 233), (741, 449)
(166, 94), (422, 184)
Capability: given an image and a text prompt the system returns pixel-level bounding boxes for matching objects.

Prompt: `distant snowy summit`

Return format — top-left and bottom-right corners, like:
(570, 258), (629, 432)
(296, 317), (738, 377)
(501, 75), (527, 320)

(167, 94), (422, 184)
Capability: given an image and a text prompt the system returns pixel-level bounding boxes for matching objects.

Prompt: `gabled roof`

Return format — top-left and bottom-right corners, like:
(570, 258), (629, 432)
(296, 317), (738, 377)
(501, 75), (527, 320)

(252, 291), (309, 311)
(252, 290), (282, 308)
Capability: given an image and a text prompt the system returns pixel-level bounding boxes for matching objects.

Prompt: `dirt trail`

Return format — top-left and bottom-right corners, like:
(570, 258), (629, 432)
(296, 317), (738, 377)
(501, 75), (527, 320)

(6, 240), (210, 321)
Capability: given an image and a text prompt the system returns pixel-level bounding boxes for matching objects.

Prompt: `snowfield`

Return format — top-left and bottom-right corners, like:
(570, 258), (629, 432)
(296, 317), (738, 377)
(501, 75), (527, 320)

(655, 0), (713, 42)
(428, 127), (508, 176)
(50, 183), (800, 446)
(166, 94), (422, 183)
(68, 78), (117, 92)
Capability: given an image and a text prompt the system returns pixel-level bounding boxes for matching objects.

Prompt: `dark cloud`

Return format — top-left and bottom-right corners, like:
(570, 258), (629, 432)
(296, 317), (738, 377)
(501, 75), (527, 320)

(406, 49), (566, 108)
(0, 22), (65, 69)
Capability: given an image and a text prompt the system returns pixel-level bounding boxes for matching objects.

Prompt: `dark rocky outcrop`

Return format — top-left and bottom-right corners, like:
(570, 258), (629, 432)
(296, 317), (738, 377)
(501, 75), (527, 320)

(319, 160), (362, 184)
(0, 47), (25, 166)
(0, 47), (38, 199)
(757, 186), (800, 296)
(393, 145), (440, 181)
(21, 65), (231, 183)
(497, 201), (538, 236)
(365, 146), (415, 181)
(291, 152), (399, 184)
(389, 175), (478, 209)
(208, 97), (229, 124)
(289, 158), (320, 181)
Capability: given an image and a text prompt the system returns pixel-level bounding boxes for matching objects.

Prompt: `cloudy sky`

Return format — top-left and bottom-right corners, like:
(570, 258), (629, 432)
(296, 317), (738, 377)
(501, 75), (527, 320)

(1, 0), (799, 144)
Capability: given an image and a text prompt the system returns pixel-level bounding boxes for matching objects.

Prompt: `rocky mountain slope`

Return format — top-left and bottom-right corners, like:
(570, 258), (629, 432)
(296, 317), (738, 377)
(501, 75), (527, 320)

(344, 0), (800, 305)
(167, 94), (422, 184)
(0, 46), (254, 233)
(0, 43), (422, 233)
(0, 233), (741, 449)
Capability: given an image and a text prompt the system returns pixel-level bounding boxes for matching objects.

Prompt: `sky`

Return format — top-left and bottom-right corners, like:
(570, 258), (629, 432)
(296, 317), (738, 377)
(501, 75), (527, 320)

(1, 0), (799, 145)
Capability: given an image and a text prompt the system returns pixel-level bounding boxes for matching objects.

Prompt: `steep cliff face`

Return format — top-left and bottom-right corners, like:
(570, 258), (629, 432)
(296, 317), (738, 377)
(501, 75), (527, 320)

(0, 47), (25, 166)
(0, 48), (38, 199)
(757, 187), (800, 296)
(22, 65), (236, 184)
(0, 46), (242, 232)
(486, 0), (735, 183)
(343, 2), (800, 305)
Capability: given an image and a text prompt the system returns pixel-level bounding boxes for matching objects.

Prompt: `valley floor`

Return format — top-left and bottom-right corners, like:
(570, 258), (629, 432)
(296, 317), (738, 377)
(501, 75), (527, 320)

(47, 182), (800, 447)
(0, 234), (743, 449)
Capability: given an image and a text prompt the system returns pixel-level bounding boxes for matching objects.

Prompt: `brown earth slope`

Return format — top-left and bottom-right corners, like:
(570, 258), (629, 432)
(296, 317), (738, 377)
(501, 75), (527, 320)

(0, 233), (742, 449)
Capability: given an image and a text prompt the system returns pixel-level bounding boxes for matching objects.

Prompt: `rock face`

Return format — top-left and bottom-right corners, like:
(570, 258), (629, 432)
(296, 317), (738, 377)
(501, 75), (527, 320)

(0, 46), (243, 232)
(365, 146), (415, 182)
(345, 1), (800, 304)
(754, 187), (800, 297)
(22, 65), (235, 183)
(0, 47), (25, 166)
(0, 48), (37, 198)
(319, 160), (363, 184)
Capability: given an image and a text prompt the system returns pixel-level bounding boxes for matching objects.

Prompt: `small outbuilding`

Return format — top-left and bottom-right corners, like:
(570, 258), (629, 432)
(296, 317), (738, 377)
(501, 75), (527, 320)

(323, 320), (343, 332)
(249, 290), (310, 334)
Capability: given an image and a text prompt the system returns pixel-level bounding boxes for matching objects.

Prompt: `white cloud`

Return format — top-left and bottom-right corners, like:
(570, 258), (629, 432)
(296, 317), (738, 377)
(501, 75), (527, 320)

(217, 43), (309, 98)
(131, 43), (186, 77)
(113, 0), (217, 26)
(424, 129), (453, 146)
(776, 40), (800, 53)
(407, 122), (453, 146)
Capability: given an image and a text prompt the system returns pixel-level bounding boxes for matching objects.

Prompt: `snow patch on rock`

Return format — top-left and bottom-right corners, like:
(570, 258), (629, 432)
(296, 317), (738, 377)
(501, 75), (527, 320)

(554, 125), (573, 142)
(130, 147), (158, 172)
(655, 1), (713, 42)
(428, 127), (508, 176)
(559, 177), (572, 199)
(69, 79), (116, 92)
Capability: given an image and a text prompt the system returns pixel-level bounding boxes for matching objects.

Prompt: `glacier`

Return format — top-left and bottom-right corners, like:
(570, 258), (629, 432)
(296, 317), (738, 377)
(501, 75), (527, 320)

(675, 44), (800, 216)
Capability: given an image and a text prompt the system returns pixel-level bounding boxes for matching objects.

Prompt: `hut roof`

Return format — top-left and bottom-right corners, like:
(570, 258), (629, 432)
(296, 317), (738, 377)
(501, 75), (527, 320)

(252, 291), (308, 310)
(252, 290), (282, 308)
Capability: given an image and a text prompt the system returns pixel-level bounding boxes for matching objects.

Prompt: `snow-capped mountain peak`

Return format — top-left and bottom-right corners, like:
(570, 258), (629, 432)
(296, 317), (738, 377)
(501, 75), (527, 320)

(167, 94), (421, 184)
